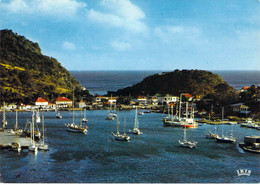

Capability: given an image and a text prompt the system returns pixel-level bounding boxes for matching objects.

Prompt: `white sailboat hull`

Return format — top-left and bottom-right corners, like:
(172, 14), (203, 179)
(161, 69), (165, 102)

(38, 144), (49, 151)
(179, 140), (197, 148)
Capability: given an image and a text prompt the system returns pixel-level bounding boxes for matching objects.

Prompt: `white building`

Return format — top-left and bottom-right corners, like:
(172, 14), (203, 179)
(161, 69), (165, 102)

(55, 96), (73, 108)
(35, 97), (49, 108)
(157, 94), (179, 104)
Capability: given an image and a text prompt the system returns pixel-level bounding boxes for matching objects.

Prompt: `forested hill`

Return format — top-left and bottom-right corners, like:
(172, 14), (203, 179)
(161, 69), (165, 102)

(0, 29), (89, 103)
(113, 69), (235, 99)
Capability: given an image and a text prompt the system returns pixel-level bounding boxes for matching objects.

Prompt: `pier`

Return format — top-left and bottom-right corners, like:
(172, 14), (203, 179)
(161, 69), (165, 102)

(0, 130), (33, 149)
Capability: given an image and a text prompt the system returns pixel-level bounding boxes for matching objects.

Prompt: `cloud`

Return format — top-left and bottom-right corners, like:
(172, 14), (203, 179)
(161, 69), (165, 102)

(154, 26), (202, 44)
(62, 41), (76, 50)
(0, 0), (87, 17)
(111, 40), (131, 51)
(87, 0), (147, 33)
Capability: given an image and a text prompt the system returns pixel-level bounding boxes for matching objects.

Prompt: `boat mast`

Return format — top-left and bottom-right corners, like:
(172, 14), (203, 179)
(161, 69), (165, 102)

(186, 102), (188, 119)
(221, 107), (224, 137)
(15, 110), (18, 144)
(73, 88), (74, 124)
(117, 111), (119, 134)
(178, 95), (182, 119)
(42, 115), (44, 145)
(15, 110), (18, 130)
(134, 107), (137, 129)
(208, 113), (211, 133)
(80, 108), (82, 126)
(32, 111), (35, 143)
(171, 105), (173, 121)
(3, 101), (6, 128)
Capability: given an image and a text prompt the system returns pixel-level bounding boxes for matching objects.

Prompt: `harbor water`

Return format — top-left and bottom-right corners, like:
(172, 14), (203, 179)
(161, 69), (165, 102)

(0, 110), (259, 183)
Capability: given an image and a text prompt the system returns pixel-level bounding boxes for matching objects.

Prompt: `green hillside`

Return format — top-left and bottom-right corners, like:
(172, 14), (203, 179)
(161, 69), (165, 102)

(0, 29), (89, 103)
(113, 69), (236, 101)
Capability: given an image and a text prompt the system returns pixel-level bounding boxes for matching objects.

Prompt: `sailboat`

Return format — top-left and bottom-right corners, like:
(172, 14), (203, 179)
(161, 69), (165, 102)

(111, 113), (130, 141)
(82, 109), (88, 123)
(2, 101), (7, 128)
(28, 111), (38, 153)
(179, 125), (197, 148)
(38, 115), (49, 151)
(65, 89), (88, 134)
(163, 104), (183, 127)
(56, 112), (62, 119)
(106, 95), (117, 120)
(130, 107), (142, 135)
(11, 110), (21, 153)
(216, 107), (236, 143)
(34, 116), (41, 139)
(182, 104), (198, 128)
(205, 113), (219, 139)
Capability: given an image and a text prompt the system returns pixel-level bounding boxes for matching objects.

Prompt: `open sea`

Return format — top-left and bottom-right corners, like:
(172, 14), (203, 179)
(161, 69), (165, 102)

(0, 70), (260, 183)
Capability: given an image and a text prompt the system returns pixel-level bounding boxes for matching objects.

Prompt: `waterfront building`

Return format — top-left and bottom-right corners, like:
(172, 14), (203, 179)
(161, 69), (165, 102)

(137, 96), (148, 105)
(35, 97), (49, 109)
(157, 94), (178, 105)
(150, 97), (159, 105)
(240, 86), (250, 92)
(55, 96), (73, 108)
(95, 96), (108, 103)
(183, 93), (194, 102)
(108, 97), (118, 105)
(77, 100), (86, 108)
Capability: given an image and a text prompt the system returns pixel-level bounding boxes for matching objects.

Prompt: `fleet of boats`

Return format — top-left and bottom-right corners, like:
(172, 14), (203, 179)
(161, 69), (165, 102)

(1, 98), (259, 154)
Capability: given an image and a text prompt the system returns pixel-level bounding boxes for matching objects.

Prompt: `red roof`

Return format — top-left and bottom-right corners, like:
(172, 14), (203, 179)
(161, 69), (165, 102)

(56, 96), (72, 102)
(242, 86), (250, 90)
(36, 97), (48, 103)
(183, 93), (193, 98)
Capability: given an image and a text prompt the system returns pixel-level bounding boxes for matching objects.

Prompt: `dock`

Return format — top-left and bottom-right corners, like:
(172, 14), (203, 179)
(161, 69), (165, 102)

(0, 130), (34, 149)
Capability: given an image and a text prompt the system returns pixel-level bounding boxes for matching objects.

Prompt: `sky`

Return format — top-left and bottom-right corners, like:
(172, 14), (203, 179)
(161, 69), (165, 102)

(0, 0), (260, 70)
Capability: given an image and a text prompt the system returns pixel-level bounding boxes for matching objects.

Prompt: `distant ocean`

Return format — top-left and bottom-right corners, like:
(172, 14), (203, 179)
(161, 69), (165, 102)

(70, 70), (260, 95)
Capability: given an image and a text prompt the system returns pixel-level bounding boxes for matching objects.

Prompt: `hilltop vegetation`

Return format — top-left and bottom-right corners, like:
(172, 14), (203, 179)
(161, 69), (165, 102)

(0, 29), (90, 103)
(112, 69), (237, 105)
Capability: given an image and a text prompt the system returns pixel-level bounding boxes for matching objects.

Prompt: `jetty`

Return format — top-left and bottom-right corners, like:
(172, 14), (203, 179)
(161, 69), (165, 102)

(0, 130), (34, 149)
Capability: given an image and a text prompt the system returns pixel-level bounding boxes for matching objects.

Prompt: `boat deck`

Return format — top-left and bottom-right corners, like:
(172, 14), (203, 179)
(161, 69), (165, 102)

(0, 130), (33, 149)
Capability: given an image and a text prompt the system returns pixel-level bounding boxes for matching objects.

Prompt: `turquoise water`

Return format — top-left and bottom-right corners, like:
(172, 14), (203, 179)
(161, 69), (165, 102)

(0, 110), (259, 183)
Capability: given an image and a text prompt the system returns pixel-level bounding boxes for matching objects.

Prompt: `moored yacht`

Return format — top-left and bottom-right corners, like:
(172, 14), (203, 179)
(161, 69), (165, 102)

(215, 107), (236, 143)
(112, 113), (130, 141)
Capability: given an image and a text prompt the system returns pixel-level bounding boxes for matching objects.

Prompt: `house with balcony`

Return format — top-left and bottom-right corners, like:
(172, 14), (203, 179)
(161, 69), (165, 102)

(55, 96), (73, 108)
(35, 97), (49, 109)
(157, 94), (179, 105)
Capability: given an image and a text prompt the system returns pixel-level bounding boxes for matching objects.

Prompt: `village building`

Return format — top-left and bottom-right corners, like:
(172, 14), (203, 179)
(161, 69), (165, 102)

(150, 97), (159, 105)
(230, 103), (250, 115)
(95, 96), (108, 103)
(35, 97), (49, 108)
(55, 96), (73, 108)
(18, 103), (33, 111)
(183, 93), (194, 102)
(254, 92), (260, 102)
(48, 102), (57, 110)
(108, 97), (118, 105)
(157, 94), (178, 105)
(240, 86), (250, 92)
(77, 100), (86, 108)
(137, 96), (148, 105)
